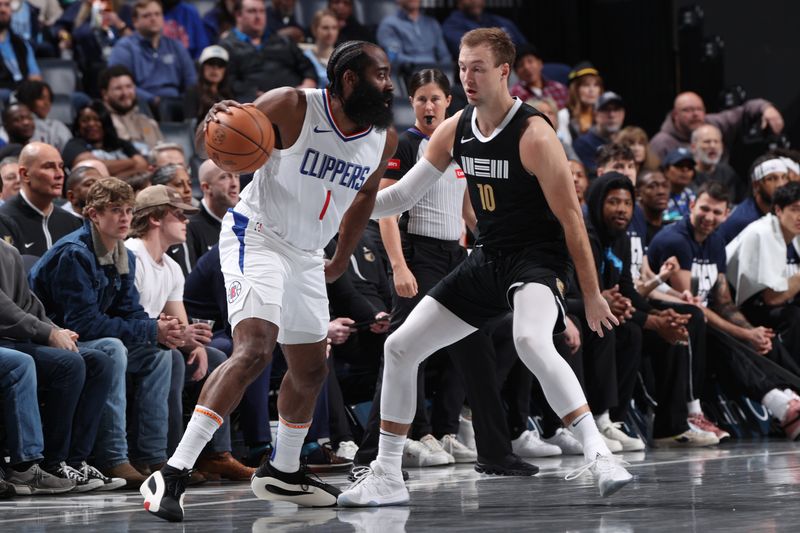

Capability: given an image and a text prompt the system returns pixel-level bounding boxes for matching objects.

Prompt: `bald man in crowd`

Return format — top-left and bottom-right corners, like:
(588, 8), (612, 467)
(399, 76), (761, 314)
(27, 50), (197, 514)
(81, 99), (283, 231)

(0, 142), (81, 256)
(186, 159), (240, 263)
(650, 91), (784, 161)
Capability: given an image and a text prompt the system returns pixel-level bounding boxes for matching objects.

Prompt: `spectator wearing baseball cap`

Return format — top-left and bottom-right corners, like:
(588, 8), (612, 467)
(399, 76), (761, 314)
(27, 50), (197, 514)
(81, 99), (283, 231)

(510, 44), (569, 110)
(185, 45), (233, 123)
(573, 91), (626, 175)
(661, 147), (697, 222)
(125, 185), (254, 481)
(566, 61), (603, 138)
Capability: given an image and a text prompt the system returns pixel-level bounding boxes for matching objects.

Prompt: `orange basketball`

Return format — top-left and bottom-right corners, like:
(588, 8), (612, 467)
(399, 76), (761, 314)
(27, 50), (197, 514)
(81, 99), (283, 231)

(205, 105), (275, 173)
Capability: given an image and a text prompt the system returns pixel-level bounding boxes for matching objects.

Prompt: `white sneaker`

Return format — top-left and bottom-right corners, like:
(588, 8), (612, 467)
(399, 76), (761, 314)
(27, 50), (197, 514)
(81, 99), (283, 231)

(420, 434), (455, 464)
(439, 434), (477, 463)
(511, 429), (562, 457)
(402, 438), (450, 467)
(337, 462), (409, 507)
(599, 421), (646, 451)
(565, 453), (633, 497)
(335, 441), (359, 462)
(543, 428), (584, 455)
(457, 413), (476, 451)
(600, 433), (623, 453)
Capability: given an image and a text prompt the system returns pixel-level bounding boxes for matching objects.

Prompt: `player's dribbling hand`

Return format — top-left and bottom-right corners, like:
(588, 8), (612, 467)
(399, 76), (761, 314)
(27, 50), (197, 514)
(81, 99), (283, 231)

(204, 100), (245, 130)
(584, 292), (619, 338)
(324, 258), (348, 283)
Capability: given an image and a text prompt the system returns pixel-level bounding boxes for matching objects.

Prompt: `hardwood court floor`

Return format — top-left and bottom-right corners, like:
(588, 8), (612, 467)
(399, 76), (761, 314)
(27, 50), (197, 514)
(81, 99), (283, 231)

(1, 441), (798, 532)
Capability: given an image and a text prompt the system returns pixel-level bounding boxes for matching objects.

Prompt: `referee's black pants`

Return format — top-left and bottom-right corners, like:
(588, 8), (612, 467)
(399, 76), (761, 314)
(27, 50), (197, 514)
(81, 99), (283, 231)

(354, 234), (514, 464)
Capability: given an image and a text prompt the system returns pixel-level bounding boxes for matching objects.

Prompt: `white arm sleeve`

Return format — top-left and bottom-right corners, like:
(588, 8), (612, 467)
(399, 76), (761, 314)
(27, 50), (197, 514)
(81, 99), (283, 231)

(371, 157), (444, 219)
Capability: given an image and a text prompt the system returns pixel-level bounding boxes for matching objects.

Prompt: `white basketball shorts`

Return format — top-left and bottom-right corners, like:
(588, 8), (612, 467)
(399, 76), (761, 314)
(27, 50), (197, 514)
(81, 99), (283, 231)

(219, 207), (329, 344)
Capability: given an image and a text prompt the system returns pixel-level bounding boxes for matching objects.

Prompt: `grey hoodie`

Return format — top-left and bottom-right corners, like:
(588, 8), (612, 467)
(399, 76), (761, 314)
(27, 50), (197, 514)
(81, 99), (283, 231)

(649, 98), (771, 161)
(0, 240), (54, 345)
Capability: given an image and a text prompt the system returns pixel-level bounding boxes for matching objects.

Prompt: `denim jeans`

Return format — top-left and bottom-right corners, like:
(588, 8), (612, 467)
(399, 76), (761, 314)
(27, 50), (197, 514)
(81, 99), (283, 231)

(83, 338), (171, 468)
(167, 346), (233, 455)
(0, 347), (44, 465)
(1, 340), (113, 469)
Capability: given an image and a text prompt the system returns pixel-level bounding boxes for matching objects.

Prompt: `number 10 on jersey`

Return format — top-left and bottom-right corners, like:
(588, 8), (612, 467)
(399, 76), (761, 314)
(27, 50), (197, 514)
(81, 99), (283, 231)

(476, 183), (496, 212)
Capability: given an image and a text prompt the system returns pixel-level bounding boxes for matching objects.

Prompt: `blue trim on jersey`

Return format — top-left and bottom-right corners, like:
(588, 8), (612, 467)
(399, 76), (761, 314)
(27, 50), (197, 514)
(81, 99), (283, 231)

(231, 209), (249, 273)
(321, 89), (373, 142)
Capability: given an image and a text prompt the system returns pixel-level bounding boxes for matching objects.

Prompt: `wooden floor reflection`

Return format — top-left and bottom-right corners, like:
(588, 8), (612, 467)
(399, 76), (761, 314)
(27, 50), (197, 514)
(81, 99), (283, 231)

(1, 441), (798, 532)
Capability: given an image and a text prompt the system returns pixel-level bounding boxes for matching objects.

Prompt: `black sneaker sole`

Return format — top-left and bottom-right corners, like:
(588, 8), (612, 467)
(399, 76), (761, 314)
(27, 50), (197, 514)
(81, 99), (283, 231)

(474, 460), (539, 476)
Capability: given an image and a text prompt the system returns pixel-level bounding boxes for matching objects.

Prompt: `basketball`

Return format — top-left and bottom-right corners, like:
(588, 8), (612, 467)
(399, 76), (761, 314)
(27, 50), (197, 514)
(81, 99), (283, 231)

(205, 105), (275, 174)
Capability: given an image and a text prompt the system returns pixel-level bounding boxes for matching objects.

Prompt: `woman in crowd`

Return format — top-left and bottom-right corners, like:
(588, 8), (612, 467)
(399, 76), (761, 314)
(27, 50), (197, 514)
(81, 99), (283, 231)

(617, 126), (661, 175)
(61, 101), (147, 178)
(14, 80), (72, 151)
(304, 9), (339, 88)
(566, 61), (603, 139)
(185, 45), (233, 123)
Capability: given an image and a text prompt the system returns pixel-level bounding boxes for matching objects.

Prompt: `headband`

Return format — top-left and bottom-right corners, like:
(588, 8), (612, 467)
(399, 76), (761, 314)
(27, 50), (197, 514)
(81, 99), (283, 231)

(780, 157), (800, 175)
(752, 158), (788, 181)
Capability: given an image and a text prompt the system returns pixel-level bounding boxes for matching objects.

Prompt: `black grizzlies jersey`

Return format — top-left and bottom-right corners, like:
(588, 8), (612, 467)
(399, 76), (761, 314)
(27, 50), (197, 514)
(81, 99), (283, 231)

(453, 98), (568, 258)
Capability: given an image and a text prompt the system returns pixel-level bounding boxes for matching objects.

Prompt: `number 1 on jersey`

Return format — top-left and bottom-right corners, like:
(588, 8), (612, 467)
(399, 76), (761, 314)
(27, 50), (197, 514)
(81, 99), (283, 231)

(476, 183), (496, 212)
(319, 190), (332, 220)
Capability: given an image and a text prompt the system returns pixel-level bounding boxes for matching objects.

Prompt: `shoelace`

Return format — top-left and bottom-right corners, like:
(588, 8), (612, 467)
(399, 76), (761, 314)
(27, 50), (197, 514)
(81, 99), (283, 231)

(347, 465), (373, 488)
(80, 463), (108, 482)
(58, 463), (87, 482)
(564, 454), (630, 481)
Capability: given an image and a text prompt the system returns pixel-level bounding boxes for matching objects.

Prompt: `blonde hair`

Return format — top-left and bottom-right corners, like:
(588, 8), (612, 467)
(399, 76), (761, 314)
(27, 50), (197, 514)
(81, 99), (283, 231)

(460, 28), (516, 67)
(85, 177), (135, 213)
(311, 8), (337, 35)
(567, 74), (603, 135)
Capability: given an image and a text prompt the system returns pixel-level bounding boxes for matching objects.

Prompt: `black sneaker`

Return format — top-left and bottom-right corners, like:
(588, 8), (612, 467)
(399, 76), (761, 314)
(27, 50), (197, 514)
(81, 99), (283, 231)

(50, 462), (104, 492)
(250, 461), (340, 507)
(474, 454), (540, 476)
(79, 462), (126, 491)
(140, 465), (191, 522)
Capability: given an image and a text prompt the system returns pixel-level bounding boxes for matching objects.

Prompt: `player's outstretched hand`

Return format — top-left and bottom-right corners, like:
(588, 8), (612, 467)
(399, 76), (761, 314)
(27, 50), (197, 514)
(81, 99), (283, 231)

(584, 292), (619, 338)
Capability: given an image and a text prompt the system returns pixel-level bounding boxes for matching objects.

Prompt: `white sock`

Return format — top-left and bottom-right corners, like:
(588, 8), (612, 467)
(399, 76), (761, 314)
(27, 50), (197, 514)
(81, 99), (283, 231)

(376, 429), (405, 475)
(785, 389), (800, 401)
(687, 399), (702, 416)
(570, 412), (610, 461)
(762, 389), (792, 421)
(168, 406), (222, 470)
(270, 416), (311, 473)
(594, 410), (611, 430)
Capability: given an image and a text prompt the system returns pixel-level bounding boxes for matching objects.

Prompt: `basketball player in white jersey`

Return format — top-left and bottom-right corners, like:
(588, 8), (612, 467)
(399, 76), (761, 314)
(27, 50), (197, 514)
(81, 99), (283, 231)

(140, 41), (398, 522)
(338, 28), (633, 507)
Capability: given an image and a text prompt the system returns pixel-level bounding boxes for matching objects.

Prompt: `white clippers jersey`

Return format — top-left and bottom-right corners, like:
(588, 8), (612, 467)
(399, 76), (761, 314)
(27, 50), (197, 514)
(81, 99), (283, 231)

(237, 89), (387, 251)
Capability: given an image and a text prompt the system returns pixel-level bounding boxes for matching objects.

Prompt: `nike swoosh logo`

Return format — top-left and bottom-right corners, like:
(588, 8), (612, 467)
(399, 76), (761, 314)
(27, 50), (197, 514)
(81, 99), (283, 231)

(314, 126), (333, 133)
(170, 247), (180, 254)
(460, 136), (475, 143)
(264, 484), (314, 497)
(24, 242), (34, 248)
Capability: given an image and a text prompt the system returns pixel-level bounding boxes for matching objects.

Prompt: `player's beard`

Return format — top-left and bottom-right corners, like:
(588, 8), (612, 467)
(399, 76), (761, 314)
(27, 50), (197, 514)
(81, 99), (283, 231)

(344, 78), (393, 131)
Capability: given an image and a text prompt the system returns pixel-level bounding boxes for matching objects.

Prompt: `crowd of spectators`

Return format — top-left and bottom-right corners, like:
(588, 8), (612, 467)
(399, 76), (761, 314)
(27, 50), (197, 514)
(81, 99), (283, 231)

(1, 0), (799, 497)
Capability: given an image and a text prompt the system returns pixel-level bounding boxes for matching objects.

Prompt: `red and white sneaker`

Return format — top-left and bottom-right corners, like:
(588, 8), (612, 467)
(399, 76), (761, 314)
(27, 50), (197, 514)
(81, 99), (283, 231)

(688, 413), (730, 441)
(781, 399), (800, 441)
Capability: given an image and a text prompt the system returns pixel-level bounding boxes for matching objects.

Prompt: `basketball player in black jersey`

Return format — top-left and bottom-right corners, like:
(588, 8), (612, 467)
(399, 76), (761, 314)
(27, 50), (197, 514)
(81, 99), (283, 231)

(338, 28), (633, 507)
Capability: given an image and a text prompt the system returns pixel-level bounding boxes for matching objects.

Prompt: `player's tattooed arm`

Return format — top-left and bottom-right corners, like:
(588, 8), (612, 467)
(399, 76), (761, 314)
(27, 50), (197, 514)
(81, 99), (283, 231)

(710, 273), (752, 328)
